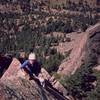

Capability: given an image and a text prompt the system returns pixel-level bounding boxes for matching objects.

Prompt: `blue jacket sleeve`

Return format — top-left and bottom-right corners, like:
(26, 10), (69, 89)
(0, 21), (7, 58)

(20, 60), (28, 69)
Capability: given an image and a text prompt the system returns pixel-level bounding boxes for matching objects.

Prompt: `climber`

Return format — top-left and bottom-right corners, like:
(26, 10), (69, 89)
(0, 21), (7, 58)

(20, 53), (41, 80)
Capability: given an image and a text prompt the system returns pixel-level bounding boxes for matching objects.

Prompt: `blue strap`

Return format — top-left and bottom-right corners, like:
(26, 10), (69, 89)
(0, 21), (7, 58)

(20, 60), (28, 69)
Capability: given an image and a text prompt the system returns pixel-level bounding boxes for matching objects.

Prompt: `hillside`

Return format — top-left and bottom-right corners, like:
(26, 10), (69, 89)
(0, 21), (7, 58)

(57, 23), (100, 76)
(0, 23), (100, 100)
(57, 32), (88, 75)
(0, 0), (99, 53)
(60, 23), (100, 100)
(0, 0), (100, 100)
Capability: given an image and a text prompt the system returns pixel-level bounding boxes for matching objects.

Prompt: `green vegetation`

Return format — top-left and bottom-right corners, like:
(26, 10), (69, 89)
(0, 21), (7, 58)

(0, 0), (99, 78)
(60, 63), (94, 99)
(0, 1), (100, 99)
(60, 32), (100, 99)
(16, 26), (66, 73)
(87, 70), (100, 100)
(51, 0), (100, 13)
(41, 52), (65, 73)
(0, 13), (98, 53)
(52, 72), (61, 81)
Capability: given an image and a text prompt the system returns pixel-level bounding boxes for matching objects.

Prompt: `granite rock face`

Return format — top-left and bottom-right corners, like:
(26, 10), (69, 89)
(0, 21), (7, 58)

(0, 58), (57, 100)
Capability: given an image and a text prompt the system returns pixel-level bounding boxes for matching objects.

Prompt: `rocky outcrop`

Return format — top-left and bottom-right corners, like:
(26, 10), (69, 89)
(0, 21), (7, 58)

(0, 58), (60, 100)
(0, 58), (71, 100)
(86, 23), (100, 35)
(57, 32), (88, 75)
(57, 23), (100, 76)
(94, 65), (100, 71)
(40, 68), (69, 98)
(86, 23), (100, 72)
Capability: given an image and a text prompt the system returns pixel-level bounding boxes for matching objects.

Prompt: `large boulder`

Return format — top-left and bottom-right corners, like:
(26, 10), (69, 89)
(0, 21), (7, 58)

(41, 68), (69, 98)
(0, 58), (58, 100)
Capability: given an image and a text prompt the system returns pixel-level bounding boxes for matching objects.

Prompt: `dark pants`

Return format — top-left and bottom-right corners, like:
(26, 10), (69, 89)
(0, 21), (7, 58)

(23, 67), (33, 78)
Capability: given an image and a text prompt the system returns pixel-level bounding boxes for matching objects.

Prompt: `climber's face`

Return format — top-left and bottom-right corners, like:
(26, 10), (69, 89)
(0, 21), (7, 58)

(29, 59), (35, 64)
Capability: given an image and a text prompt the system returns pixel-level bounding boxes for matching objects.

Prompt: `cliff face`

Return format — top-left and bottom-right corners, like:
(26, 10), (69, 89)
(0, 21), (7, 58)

(0, 58), (71, 100)
(0, 77), (41, 100)
(58, 23), (100, 76)
(0, 58), (57, 100)
(57, 32), (89, 75)
(86, 23), (100, 70)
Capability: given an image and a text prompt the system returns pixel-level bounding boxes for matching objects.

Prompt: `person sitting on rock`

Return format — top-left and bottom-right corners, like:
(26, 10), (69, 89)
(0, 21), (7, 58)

(20, 53), (41, 80)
